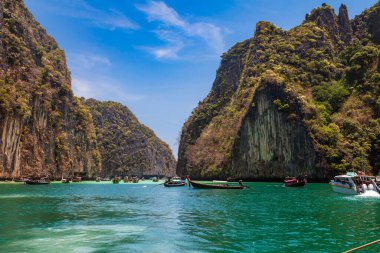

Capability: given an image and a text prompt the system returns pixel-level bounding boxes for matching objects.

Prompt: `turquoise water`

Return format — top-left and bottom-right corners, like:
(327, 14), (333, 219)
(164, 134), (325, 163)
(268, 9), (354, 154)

(0, 182), (379, 253)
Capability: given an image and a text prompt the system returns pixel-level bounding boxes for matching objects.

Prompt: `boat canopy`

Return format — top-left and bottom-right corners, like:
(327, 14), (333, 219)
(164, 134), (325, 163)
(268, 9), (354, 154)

(334, 175), (352, 179)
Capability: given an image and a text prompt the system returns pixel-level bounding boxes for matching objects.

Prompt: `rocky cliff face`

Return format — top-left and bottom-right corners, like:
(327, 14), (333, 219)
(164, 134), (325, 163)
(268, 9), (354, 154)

(231, 84), (321, 179)
(0, 0), (101, 179)
(84, 99), (176, 177)
(178, 2), (380, 180)
(352, 2), (380, 43)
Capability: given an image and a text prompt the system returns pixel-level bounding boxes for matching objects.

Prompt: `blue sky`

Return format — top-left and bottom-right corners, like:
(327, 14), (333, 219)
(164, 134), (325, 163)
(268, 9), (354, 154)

(24, 0), (378, 157)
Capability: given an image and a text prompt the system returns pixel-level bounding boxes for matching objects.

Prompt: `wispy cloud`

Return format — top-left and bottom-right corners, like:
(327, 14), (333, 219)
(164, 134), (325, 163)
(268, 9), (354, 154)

(139, 29), (184, 59)
(136, 1), (225, 59)
(137, 1), (186, 28)
(68, 52), (142, 102)
(141, 44), (183, 59)
(73, 78), (144, 101)
(56, 0), (138, 30)
(69, 53), (112, 69)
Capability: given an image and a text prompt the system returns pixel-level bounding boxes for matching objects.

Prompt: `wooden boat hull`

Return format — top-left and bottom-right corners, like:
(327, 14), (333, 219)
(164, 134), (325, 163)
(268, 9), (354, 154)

(13, 178), (29, 183)
(25, 181), (50, 185)
(164, 182), (185, 187)
(186, 176), (245, 189)
(284, 181), (305, 187)
(284, 177), (307, 187)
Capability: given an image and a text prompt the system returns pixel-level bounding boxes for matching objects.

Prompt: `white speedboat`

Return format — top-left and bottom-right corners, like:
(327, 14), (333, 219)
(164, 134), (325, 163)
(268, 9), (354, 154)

(329, 172), (380, 195)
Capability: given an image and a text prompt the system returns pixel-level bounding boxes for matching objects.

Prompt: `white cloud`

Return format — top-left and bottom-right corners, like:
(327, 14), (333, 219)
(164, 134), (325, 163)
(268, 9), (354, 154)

(143, 45), (182, 59)
(70, 54), (112, 69)
(136, 1), (186, 28)
(92, 9), (139, 30)
(139, 29), (185, 59)
(188, 23), (224, 54)
(68, 52), (142, 102)
(72, 78), (144, 101)
(72, 78), (94, 98)
(58, 0), (139, 30)
(136, 1), (225, 59)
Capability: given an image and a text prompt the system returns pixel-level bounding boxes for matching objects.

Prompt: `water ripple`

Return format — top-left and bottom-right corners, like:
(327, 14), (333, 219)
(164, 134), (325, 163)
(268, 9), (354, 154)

(0, 183), (379, 252)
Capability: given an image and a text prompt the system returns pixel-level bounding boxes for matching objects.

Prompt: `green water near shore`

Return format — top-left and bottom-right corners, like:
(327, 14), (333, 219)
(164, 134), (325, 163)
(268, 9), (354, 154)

(0, 182), (379, 253)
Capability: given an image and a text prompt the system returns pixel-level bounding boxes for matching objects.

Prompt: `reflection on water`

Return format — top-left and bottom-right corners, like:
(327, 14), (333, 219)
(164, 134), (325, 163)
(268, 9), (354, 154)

(0, 183), (379, 252)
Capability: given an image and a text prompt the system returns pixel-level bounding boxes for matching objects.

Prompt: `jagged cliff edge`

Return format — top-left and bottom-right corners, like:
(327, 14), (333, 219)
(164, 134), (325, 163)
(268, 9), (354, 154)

(177, 3), (380, 180)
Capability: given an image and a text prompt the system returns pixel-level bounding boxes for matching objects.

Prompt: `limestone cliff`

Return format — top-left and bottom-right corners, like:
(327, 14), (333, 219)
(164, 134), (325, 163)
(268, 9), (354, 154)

(84, 99), (176, 177)
(231, 84), (321, 180)
(178, 2), (380, 180)
(0, 0), (101, 179)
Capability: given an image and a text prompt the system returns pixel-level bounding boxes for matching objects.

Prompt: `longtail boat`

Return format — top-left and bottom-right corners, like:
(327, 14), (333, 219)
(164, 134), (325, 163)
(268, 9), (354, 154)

(72, 177), (81, 183)
(186, 176), (246, 189)
(25, 178), (50, 185)
(13, 178), (30, 183)
(284, 176), (307, 187)
(61, 178), (70, 183)
(164, 177), (185, 187)
(112, 177), (121, 184)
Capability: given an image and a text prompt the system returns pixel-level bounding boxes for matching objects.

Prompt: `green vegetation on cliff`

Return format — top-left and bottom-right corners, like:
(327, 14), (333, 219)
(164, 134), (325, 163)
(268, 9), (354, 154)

(84, 99), (176, 177)
(0, 0), (176, 179)
(0, 0), (101, 178)
(178, 2), (380, 179)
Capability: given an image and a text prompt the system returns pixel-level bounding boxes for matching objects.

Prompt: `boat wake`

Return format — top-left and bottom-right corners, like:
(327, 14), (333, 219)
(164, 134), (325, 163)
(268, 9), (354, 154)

(0, 194), (31, 199)
(357, 190), (380, 198)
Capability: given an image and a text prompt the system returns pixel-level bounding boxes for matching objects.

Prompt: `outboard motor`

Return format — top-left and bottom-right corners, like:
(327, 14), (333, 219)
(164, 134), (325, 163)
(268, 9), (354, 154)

(362, 184), (368, 191)
(368, 184), (374, 191)
(370, 179), (380, 193)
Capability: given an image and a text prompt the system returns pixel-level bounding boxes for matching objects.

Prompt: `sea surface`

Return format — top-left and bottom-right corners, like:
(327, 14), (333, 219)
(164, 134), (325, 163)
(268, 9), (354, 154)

(0, 181), (379, 253)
